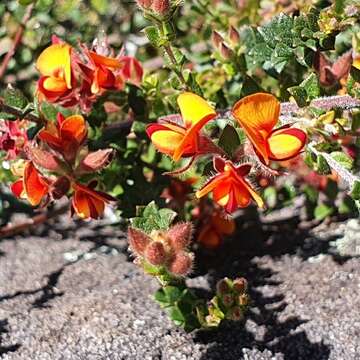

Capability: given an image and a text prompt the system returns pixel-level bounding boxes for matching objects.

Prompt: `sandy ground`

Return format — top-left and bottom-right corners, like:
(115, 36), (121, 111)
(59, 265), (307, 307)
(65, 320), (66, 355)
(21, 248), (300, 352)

(0, 215), (359, 360)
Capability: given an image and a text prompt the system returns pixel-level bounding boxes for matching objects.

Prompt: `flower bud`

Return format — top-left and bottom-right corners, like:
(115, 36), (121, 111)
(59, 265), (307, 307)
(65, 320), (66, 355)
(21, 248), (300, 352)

(233, 278), (247, 294)
(222, 294), (234, 307)
(128, 228), (151, 256)
(220, 43), (234, 60)
(136, 0), (153, 9)
(152, 0), (170, 16)
(216, 278), (231, 295)
(168, 252), (193, 276)
(145, 241), (167, 266)
(228, 26), (240, 45)
(229, 306), (244, 321)
(167, 222), (192, 251)
(51, 176), (71, 200)
(212, 31), (224, 49)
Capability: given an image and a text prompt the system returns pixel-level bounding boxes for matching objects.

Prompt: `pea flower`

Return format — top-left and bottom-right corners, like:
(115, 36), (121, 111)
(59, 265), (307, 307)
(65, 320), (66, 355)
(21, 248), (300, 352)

(147, 92), (218, 162)
(232, 93), (307, 165)
(196, 157), (264, 213)
(36, 36), (76, 106)
(38, 113), (87, 163)
(71, 182), (115, 220)
(11, 161), (50, 206)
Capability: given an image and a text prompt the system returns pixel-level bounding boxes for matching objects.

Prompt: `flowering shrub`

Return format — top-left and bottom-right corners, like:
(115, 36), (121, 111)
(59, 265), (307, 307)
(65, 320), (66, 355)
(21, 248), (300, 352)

(0, 0), (359, 331)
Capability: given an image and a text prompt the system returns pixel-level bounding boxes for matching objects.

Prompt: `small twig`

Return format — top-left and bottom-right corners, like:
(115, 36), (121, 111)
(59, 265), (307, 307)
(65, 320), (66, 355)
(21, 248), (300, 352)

(0, 204), (69, 239)
(0, 99), (43, 124)
(163, 44), (188, 88)
(0, 4), (34, 78)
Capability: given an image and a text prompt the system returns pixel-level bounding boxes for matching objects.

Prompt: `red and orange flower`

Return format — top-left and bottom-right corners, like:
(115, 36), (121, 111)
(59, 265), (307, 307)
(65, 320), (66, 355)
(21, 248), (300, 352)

(196, 157), (264, 213)
(38, 113), (87, 163)
(232, 93), (307, 165)
(11, 161), (50, 206)
(147, 92), (218, 162)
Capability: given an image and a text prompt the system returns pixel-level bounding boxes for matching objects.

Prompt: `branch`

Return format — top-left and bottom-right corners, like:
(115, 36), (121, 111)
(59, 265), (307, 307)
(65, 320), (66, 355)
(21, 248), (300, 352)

(0, 99), (43, 124)
(0, 204), (69, 239)
(0, 4), (34, 78)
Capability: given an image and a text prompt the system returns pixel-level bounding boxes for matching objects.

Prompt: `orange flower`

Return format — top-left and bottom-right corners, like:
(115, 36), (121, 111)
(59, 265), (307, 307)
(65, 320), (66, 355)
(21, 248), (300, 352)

(38, 113), (87, 163)
(71, 182), (115, 219)
(147, 92), (217, 161)
(232, 93), (307, 165)
(36, 37), (74, 103)
(11, 162), (50, 206)
(197, 210), (236, 249)
(196, 157), (264, 213)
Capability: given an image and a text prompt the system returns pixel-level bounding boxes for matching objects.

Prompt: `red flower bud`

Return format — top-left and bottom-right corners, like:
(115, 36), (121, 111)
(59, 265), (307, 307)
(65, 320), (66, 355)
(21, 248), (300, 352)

(167, 222), (193, 251)
(51, 176), (71, 200)
(222, 294), (234, 307)
(145, 241), (167, 266)
(229, 306), (244, 321)
(228, 26), (240, 45)
(220, 43), (234, 60)
(233, 278), (247, 294)
(168, 252), (193, 276)
(152, 0), (170, 15)
(216, 278), (230, 295)
(212, 31), (224, 49)
(128, 228), (151, 256)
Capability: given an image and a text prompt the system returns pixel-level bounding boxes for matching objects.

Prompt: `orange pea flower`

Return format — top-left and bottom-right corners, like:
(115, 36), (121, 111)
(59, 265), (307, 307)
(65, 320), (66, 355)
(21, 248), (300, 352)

(38, 113), (87, 163)
(11, 162), (50, 206)
(71, 182), (116, 220)
(36, 36), (75, 105)
(147, 92), (217, 162)
(232, 93), (307, 165)
(197, 210), (236, 249)
(196, 157), (264, 213)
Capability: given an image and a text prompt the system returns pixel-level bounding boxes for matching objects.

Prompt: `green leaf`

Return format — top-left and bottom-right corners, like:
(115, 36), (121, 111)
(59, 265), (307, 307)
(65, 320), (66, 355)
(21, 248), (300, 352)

(169, 305), (186, 324)
(263, 186), (277, 208)
(3, 87), (28, 110)
(130, 201), (177, 233)
(163, 286), (183, 304)
(19, 0), (36, 5)
(303, 185), (318, 203)
(314, 204), (333, 221)
(330, 151), (353, 170)
(350, 180), (360, 200)
(316, 154), (331, 175)
(218, 125), (241, 157)
(144, 26), (163, 48)
(270, 43), (293, 73)
(288, 73), (320, 106)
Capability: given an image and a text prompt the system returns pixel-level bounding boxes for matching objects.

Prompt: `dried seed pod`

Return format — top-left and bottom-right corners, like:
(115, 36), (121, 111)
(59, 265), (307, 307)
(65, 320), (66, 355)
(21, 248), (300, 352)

(152, 0), (170, 15)
(168, 251), (193, 276)
(128, 228), (151, 256)
(145, 241), (167, 266)
(212, 31), (224, 49)
(167, 222), (193, 251)
(233, 277), (248, 294)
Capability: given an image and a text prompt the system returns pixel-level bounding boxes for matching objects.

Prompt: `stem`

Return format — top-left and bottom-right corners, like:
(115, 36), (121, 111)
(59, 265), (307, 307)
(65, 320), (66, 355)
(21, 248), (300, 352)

(163, 44), (188, 89)
(0, 204), (69, 238)
(0, 4), (34, 79)
(0, 99), (43, 125)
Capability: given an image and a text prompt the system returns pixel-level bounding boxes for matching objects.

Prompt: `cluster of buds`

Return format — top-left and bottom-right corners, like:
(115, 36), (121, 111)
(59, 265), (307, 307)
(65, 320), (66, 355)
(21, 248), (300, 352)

(128, 222), (194, 276)
(197, 277), (249, 327)
(36, 35), (143, 112)
(211, 25), (240, 60)
(0, 120), (28, 160)
(9, 113), (115, 219)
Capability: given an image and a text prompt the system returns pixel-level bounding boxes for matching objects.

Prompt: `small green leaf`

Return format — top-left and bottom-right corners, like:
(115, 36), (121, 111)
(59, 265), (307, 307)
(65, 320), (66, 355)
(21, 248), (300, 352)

(314, 204), (333, 221)
(169, 305), (186, 324)
(263, 186), (277, 208)
(163, 286), (183, 304)
(218, 125), (241, 157)
(316, 154), (331, 175)
(3, 87), (28, 110)
(330, 151), (353, 170)
(144, 26), (163, 48)
(350, 180), (360, 200)
(19, 0), (36, 5)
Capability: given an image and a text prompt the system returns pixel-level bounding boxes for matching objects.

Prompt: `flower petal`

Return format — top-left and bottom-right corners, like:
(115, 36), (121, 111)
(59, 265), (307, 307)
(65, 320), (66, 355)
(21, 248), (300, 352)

(177, 92), (216, 128)
(36, 43), (72, 89)
(23, 162), (49, 206)
(89, 51), (122, 68)
(268, 127), (307, 161)
(232, 93), (280, 164)
(60, 115), (87, 144)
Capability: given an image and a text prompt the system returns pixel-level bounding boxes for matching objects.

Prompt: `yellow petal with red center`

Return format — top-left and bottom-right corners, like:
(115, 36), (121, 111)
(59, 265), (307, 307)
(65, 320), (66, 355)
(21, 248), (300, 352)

(232, 93), (280, 164)
(89, 51), (122, 69)
(43, 76), (68, 93)
(60, 115), (87, 143)
(23, 162), (48, 206)
(147, 123), (186, 156)
(268, 127), (306, 161)
(177, 92), (216, 128)
(36, 43), (72, 89)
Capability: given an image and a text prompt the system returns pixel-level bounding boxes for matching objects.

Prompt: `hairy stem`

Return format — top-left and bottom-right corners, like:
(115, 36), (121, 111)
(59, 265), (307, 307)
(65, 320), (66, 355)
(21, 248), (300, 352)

(163, 44), (188, 89)
(0, 99), (43, 124)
